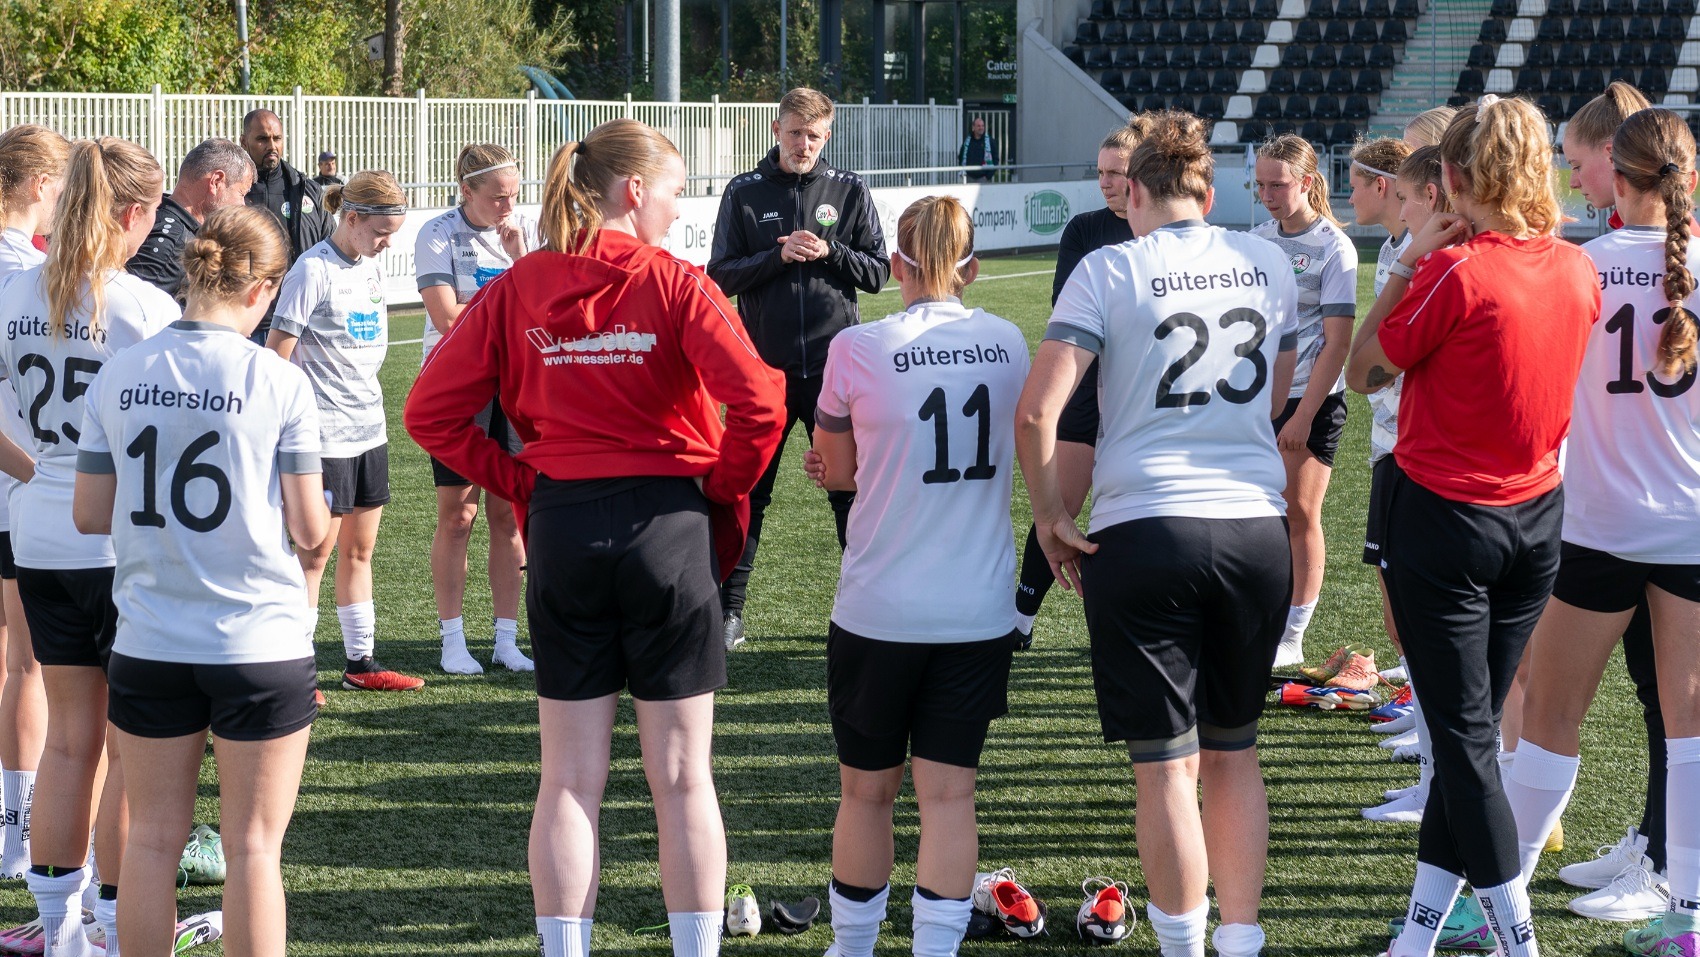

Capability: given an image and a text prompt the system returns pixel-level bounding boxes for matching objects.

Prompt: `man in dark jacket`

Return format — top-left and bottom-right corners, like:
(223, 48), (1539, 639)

(241, 109), (336, 341)
(126, 138), (255, 299)
(708, 86), (890, 650)
(959, 116), (998, 182)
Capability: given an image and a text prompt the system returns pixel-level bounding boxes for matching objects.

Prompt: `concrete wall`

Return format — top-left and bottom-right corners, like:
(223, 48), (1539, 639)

(1016, 0), (1131, 177)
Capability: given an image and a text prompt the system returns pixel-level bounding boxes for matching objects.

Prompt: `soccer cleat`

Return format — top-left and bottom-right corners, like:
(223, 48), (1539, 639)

(1389, 892), (1496, 951)
(725, 883), (760, 936)
(723, 614), (746, 651)
(1363, 785), (1426, 823)
(1569, 861), (1670, 922)
(1324, 650), (1380, 691)
(170, 911), (223, 953)
(1563, 827), (1654, 890)
(1369, 683), (1414, 723)
(1299, 645), (1357, 683)
(1276, 681), (1378, 711)
(1075, 876), (1132, 945)
(972, 868), (1017, 917)
(177, 825), (225, 886)
(1546, 820), (1566, 854)
(992, 876), (1047, 938)
(1624, 917), (1700, 956)
(1391, 742), (1422, 763)
(1374, 708), (1418, 735)
(341, 657), (425, 691)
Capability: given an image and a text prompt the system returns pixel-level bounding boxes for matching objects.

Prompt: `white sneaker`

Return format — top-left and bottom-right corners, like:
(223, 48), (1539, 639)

(1272, 633), (1304, 668)
(1558, 826), (1652, 890)
(1380, 729), (1419, 750)
(1373, 710), (1418, 735)
(1566, 860), (1669, 922)
(1380, 664), (1409, 684)
(1391, 742), (1422, 763)
(725, 883), (761, 936)
(1363, 786), (1426, 823)
(972, 867), (1015, 917)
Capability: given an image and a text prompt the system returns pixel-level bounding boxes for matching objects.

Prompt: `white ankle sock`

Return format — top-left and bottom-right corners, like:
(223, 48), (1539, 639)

(1505, 741), (1579, 883)
(535, 916), (591, 957)
(1475, 877), (1538, 957)
(1284, 600), (1317, 643)
(1212, 922), (1265, 957)
(1392, 863), (1465, 957)
(827, 881), (888, 957)
(95, 893), (119, 956)
(1014, 611), (1036, 636)
(337, 601), (375, 660)
(911, 888), (971, 957)
(26, 866), (93, 957)
(1146, 900), (1207, 957)
(439, 617), (482, 674)
(667, 911), (721, 957)
(1668, 737), (1700, 923)
(1, 769), (32, 877)
(495, 617), (519, 643)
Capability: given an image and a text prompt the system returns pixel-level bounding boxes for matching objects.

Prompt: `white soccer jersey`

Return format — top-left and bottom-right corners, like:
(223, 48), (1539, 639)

(1048, 221), (1299, 532)
(0, 229), (46, 532)
(816, 298), (1030, 644)
(1564, 226), (1700, 562)
(78, 320), (321, 664)
(0, 267), (177, 568)
(1251, 215), (1357, 398)
(1367, 231), (1413, 463)
(415, 207), (537, 362)
(273, 240), (388, 458)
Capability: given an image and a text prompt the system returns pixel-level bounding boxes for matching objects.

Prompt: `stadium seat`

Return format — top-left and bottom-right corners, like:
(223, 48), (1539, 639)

(1065, 45), (1087, 66)
(1301, 119), (1329, 142)
(1641, 0), (1667, 12)
(1199, 0), (1225, 17)
(1470, 42), (1496, 67)
(1115, 0), (1141, 16)
(1251, 43), (1278, 67)
(1185, 20), (1212, 44)
(1370, 42), (1397, 66)
(1143, 93), (1169, 111)
(1493, 0), (1518, 14)
(1527, 40), (1556, 65)
(1488, 66), (1517, 90)
(1344, 92), (1372, 117)
(1348, 19), (1377, 43)
(1551, 0), (1577, 14)
(1254, 0), (1281, 17)
(1558, 40), (1587, 63)
(1567, 15), (1596, 38)
(1109, 45), (1137, 67)
(1240, 69), (1269, 93)
(1186, 67), (1211, 92)
(1366, 0), (1392, 14)
(1331, 121), (1359, 143)
(1282, 44), (1311, 68)
(1611, 63), (1638, 82)
(1589, 40), (1618, 64)
(1384, 19), (1410, 42)
(1497, 41), (1525, 67)
(1323, 19), (1349, 44)
(1358, 68), (1385, 92)
(1538, 17), (1566, 40)
(1170, 93), (1196, 113)
(1256, 92), (1284, 117)
(1654, 40), (1680, 63)
(1598, 15), (1626, 39)
(1103, 19), (1128, 42)
(1118, 91), (1143, 110)
(1144, 0), (1168, 17)
(1662, 90), (1693, 103)
(1341, 43), (1368, 67)
(1199, 45), (1226, 69)
(1242, 20), (1269, 43)
(1299, 67), (1326, 92)
(1624, 41), (1650, 64)
(1213, 68), (1240, 92)
(1212, 19), (1239, 44)
(1537, 93), (1567, 116)
(1394, 0), (1420, 17)
(1143, 44), (1168, 67)
(1076, 21), (1101, 44)
(1579, 0), (1604, 12)
(1296, 19), (1323, 42)
(1210, 120), (1241, 145)
(1339, 0), (1366, 16)
(1309, 0), (1334, 16)
(1510, 16), (1538, 39)
(1327, 66), (1356, 92)
(1272, 119), (1298, 135)
(1642, 64), (1672, 89)
(1091, 0), (1116, 17)
(1270, 67), (1297, 91)
(1199, 93), (1228, 117)
(1158, 68), (1183, 92)
(1459, 68), (1487, 93)
(1172, 46), (1198, 68)
(1268, 19), (1295, 42)
(1682, 39), (1700, 63)
(1610, 0), (1635, 13)
(1660, 13), (1687, 38)
(1129, 20), (1157, 41)
(1313, 93), (1343, 118)
(1227, 0), (1253, 18)
(1085, 45), (1112, 68)
(1520, 0), (1550, 15)
(1630, 15), (1657, 37)
(1578, 67), (1608, 90)
(1313, 44), (1340, 67)
(1158, 21), (1184, 43)
(1285, 93), (1313, 117)
(1567, 91), (1594, 112)
(1481, 18), (1509, 42)
(1241, 119), (1272, 141)
(1101, 69), (1128, 93)
(1516, 66), (1546, 91)
(1227, 93), (1256, 117)
(1671, 0), (1695, 14)
(1130, 69), (1156, 92)
(1672, 64), (1700, 87)
(1550, 66), (1577, 89)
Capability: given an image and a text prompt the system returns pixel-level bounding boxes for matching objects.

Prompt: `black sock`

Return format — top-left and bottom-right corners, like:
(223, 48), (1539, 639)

(98, 883), (117, 901)
(830, 877), (886, 903)
(915, 885), (968, 903)
(27, 864), (80, 878)
(1015, 523), (1053, 618)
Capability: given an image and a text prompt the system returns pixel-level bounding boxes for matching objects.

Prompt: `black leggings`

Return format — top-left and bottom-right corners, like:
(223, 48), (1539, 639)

(1381, 464), (1563, 889)
(1623, 601), (1668, 872)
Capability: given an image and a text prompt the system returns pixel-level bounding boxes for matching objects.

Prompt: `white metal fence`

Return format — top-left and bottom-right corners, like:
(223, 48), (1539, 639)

(0, 87), (966, 205)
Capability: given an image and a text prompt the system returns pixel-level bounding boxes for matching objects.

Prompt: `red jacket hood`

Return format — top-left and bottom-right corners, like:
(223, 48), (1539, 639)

(512, 231), (663, 337)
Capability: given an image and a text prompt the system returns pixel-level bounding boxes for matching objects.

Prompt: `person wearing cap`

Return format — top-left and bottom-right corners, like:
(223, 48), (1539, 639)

(315, 150), (344, 188)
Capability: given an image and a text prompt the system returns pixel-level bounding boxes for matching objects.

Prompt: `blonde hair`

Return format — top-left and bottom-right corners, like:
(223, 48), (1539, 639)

(323, 170), (406, 218)
(1613, 108), (1699, 376)
(778, 87), (835, 125)
(1351, 137), (1414, 186)
(1439, 96), (1563, 236)
(1569, 81), (1652, 149)
(895, 196), (975, 301)
(456, 143), (518, 192)
(1126, 111), (1213, 203)
(1398, 146), (1454, 215)
(1259, 134), (1340, 225)
(539, 118), (681, 254)
(1403, 106), (1458, 148)
(0, 125), (71, 223)
(45, 137), (163, 340)
(1102, 115), (1155, 154)
(182, 206), (289, 305)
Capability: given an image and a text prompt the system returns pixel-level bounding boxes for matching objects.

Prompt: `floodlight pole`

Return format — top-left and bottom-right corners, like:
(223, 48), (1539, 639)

(657, 0), (679, 101)
(235, 0), (251, 93)
(781, 0), (789, 91)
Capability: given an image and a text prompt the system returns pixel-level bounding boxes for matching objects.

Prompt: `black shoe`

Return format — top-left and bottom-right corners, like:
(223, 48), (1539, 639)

(723, 614), (746, 650)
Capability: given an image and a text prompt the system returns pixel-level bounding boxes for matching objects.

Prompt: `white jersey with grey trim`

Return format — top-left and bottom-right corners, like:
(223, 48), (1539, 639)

(273, 239), (388, 458)
(816, 298), (1030, 644)
(77, 320), (321, 664)
(1563, 226), (1700, 563)
(414, 207), (538, 363)
(1251, 215), (1357, 398)
(1047, 220), (1299, 531)
(0, 267), (177, 568)
(0, 228), (46, 531)
(1367, 230), (1412, 463)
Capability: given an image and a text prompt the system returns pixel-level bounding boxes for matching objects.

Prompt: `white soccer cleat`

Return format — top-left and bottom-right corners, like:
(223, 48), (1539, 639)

(1391, 742), (1422, 764)
(1566, 861), (1669, 922)
(1363, 786), (1426, 823)
(1373, 709), (1418, 736)
(725, 883), (761, 937)
(972, 867), (1016, 917)
(1559, 826), (1653, 890)
(1075, 876), (1133, 945)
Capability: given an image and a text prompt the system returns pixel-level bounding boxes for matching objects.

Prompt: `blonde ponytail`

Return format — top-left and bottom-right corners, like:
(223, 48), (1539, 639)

(45, 137), (162, 341)
(895, 196), (975, 301)
(539, 119), (681, 254)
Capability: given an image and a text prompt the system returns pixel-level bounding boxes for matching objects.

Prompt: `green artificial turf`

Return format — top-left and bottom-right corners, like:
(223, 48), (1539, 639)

(0, 251), (1650, 955)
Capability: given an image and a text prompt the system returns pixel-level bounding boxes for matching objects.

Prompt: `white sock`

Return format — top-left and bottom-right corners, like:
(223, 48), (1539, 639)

(1505, 741), (1579, 884)
(1497, 747), (1516, 791)
(1146, 900), (1207, 957)
(1411, 683), (1434, 790)
(494, 617), (519, 644)
(492, 619), (534, 671)
(1014, 611), (1036, 637)
(1392, 863), (1466, 957)
(439, 617), (482, 674)
(828, 881), (889, 957)
(1474, 877), (1538, 957)
(1212, 922), (1265, 957)
(337, 601), (376, 660)
(667, 910), (721, 957)
(911, 888), (971, 957)
(2, 769), (33, 876)
(26, 866), (93, 957)
(1284, 600), (1316, 642)
(95, 894), (119, 956)
(1668, 737), (1700, 926)
(536, 916), (591, 957)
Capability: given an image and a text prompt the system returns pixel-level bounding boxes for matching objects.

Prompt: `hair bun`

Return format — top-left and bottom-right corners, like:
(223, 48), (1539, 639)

(183, 237), (225, 280)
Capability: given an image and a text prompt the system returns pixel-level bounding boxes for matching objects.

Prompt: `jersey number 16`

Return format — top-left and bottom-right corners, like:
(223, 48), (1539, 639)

(125, 426), (233, 533)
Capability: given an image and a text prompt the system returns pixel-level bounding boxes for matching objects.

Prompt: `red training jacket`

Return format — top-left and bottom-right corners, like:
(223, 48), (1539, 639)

(404, 228), (787, 578)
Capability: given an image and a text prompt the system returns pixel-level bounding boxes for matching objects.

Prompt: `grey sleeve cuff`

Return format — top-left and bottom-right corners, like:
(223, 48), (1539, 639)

(417, 272), (454, 290)
(1279, 330), (1299, 351)
(1322, 302), (1357, 318)
(77, 450), (115, 474)
(1044, 322), (1104, 355)
(278, 450), (322, 474)
(814, 408), (853, 434)
(271, 315), (307, 338)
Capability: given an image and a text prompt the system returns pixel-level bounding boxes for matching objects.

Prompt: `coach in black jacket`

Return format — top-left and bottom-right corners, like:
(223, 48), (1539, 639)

(708, 87), (890, 648)
(241, 108), (336, 341)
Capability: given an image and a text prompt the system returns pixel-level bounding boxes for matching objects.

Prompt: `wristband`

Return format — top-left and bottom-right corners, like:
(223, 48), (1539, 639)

(1387, 260), (1416, 280)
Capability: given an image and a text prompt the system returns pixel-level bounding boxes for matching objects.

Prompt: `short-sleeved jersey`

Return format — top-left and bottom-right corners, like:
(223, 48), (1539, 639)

(1564, 227), (1700, 562)
(1047, 221), (1300, 531)
(0, 229), (47, 531)
(1251, 215), (1357, 398)
(77, 320), (322, 664)
(0, 267), (177, 568)
(1367, 231), (1413, 463)
(816, 299), (1030, 643)
(272, 240), (388, 458)
(414, 207), (538, 363)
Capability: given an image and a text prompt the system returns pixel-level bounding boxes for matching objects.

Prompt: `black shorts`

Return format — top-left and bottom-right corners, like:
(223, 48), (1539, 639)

(1057, 358), (1101, 446)
(527, 476), (726, 702)
(1363, 455), (1396, 566)
(106, 653), (318, 741)
(322, 445), (391, 514)
(1272, 391), (1349, 468)
(1082, 515), (1291, 759)
(430, 402), (520, 487)
(0, 531), (14, 581)
(826, 623), (1016, 771)
(17, 566), (118, 669)
(1551, 541), (1700, 612)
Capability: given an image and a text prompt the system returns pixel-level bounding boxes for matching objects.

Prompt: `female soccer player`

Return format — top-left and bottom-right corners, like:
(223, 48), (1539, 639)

(415, 143), (536, 675)
(1020, 111), (1299, 957)
(1403, 106), (1457, 149)
(74, 204), (329, 957)
(1253, 135), (1358, 668)
(0, 123), (67, 878)
(0, 135), (179, 957)
(807, 196), (1028, 957)
(1502, 107), (1700, 957)
(403, 118), (785, 957)
(1346, 95), (1600, 957)
(268, 171), (422, 693)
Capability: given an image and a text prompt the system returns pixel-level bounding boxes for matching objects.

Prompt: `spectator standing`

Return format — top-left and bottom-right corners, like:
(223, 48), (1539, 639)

(241, 109), (334, 343)
(126, 138), (255, 299)
(959, 117), (998, 182)
(314, 150), (344, 188)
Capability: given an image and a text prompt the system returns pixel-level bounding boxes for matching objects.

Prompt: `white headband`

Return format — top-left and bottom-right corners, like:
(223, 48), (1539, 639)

(895, 247), (974, 269)
(1353, 160), (1397, 180)
(460, 160), (518, 181)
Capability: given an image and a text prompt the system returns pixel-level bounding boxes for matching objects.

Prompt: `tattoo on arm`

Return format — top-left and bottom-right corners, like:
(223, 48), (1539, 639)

(1366, 365), (1395, 389)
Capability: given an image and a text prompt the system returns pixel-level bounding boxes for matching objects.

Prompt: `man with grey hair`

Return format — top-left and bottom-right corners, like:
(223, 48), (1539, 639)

(126, 137), (257, 298)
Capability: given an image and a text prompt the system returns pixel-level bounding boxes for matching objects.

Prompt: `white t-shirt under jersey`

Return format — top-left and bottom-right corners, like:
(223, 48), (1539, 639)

(1565, 226), (1700, 563)
(78, 320), (322, 664)
(273, 239), (388, 458)
(1048, 220), (1300, 532)
(1367, 230), (1412, 463)
(0, 267), (177, 568)
(816, 298), (1030, 644)
(414, 207), (537, 362)
(1251, 215), (1357, 399)
(0, 229), (46, 532)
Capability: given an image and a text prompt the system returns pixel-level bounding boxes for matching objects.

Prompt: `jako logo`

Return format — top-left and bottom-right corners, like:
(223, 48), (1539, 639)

(1024, 190), (1070, 236)
(526, 325), (658, 355)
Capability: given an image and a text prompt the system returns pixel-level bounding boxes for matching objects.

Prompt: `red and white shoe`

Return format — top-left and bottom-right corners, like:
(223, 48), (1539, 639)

(1075, 876), (1132, 945)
